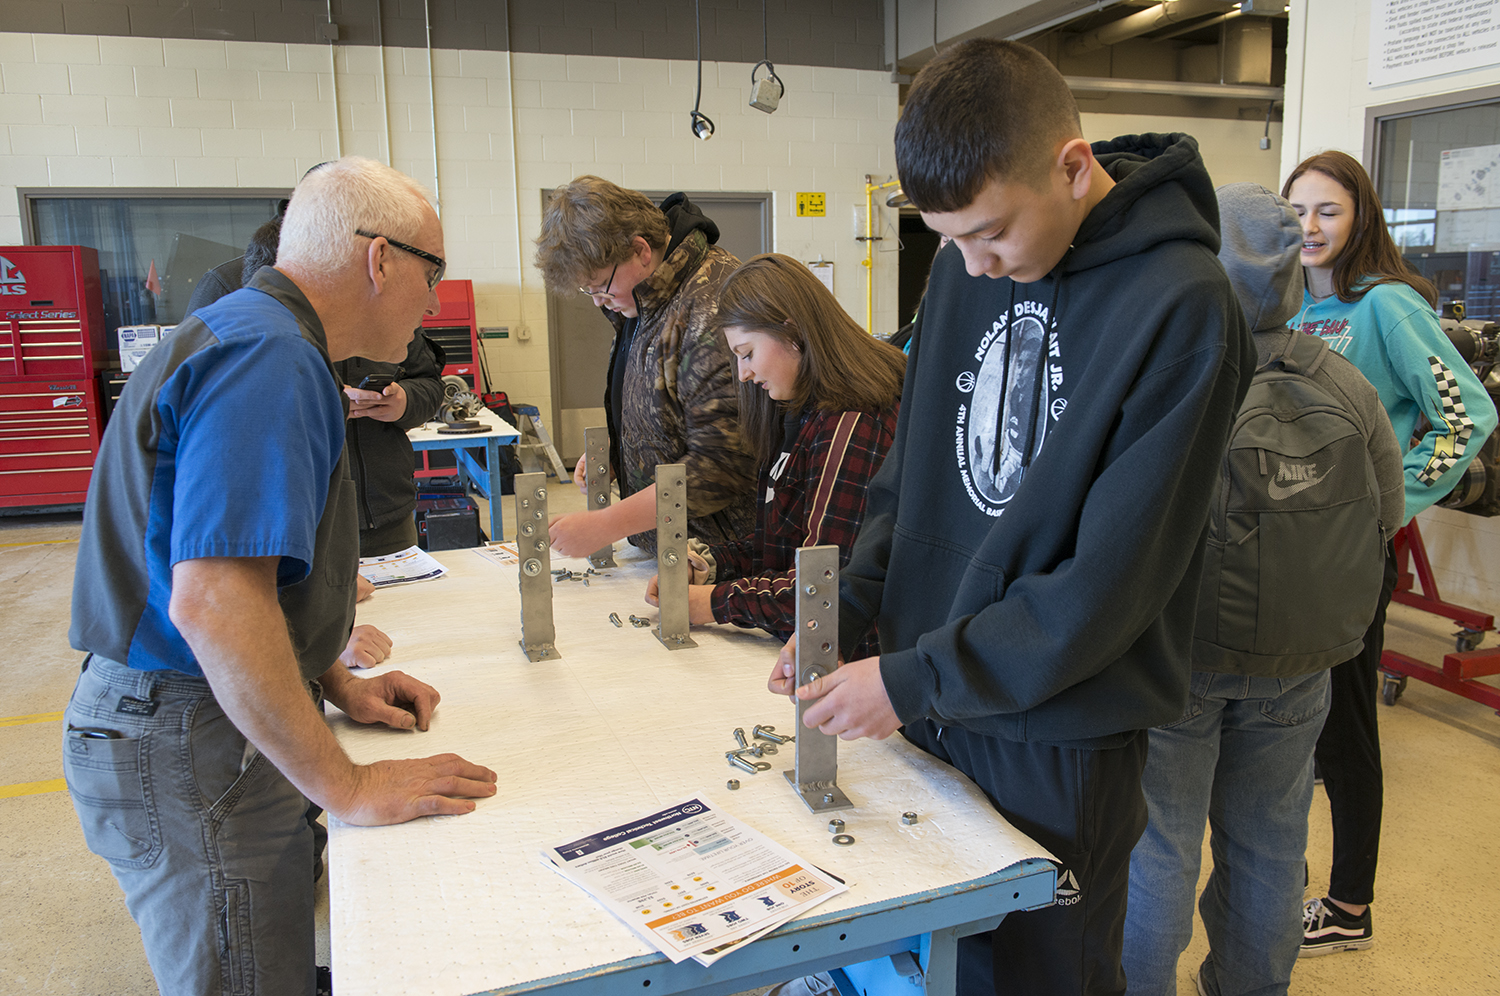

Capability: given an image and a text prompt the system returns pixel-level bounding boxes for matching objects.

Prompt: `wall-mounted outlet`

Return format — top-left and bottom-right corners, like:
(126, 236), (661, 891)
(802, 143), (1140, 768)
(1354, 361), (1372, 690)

(516, 324), (532, 341)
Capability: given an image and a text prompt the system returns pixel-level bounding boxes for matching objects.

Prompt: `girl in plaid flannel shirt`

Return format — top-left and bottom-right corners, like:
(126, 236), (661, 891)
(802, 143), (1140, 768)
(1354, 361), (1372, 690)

(645, 254), (904, 656)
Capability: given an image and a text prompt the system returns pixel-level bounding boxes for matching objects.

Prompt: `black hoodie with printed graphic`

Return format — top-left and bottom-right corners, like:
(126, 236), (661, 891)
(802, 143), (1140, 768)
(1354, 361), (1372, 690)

(842, 133), (1257, 749)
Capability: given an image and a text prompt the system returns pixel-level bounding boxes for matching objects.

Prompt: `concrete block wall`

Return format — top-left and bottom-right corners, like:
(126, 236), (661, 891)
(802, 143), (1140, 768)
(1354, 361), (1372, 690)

(0, 29), (903, 429)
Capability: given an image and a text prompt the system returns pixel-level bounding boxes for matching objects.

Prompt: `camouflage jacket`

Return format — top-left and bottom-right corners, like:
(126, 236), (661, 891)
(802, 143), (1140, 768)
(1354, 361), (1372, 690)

(606, 230), (758, 552)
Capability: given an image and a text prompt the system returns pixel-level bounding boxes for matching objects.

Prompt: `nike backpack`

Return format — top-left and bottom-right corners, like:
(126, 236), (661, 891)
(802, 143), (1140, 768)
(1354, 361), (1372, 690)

(1194, 332), (1388, 676)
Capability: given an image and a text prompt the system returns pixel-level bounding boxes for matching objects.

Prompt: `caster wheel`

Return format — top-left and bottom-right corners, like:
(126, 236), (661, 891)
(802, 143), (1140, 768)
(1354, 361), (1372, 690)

(1380, 671), (1407, 707)
(1455, 628), (1485, 652)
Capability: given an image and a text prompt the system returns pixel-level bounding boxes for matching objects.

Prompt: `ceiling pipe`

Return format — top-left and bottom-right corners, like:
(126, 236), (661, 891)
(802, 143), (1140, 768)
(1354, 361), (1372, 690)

(1063, 0), (1238, 55)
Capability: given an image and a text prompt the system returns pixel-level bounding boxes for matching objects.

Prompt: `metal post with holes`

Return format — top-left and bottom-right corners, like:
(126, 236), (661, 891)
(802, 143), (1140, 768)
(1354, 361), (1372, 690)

(583, 426), (617, 569)
(786, 544), (852, 812)
(653, 462), (697, 651)
(514, 472), (560, 661)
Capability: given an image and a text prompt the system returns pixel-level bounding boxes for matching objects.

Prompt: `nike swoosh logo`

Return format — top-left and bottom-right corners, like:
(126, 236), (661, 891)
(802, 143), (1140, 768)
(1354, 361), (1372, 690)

(1267, 470), (1332, 500)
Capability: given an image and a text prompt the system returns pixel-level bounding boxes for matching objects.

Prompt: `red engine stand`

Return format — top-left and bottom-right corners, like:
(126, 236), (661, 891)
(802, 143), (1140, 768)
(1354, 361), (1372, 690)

(1379, 521), (1500, 714)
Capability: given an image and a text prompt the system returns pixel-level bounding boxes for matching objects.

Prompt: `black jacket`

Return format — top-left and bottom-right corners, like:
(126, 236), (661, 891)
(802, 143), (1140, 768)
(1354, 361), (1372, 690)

(334, 334), (446, 538)
(844, 133), (1257, 748)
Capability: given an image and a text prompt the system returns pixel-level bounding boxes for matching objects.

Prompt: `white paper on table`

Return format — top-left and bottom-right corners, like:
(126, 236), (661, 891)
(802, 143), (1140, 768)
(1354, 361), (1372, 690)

(543, 798), (848, 966)
(471, 541), (519, 566)
(356, 545), (448, 587)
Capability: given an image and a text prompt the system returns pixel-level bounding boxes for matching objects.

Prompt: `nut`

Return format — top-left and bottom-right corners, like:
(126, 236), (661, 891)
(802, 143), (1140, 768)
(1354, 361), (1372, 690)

(827, 819), (845, 833)
(726, 779), (740, 790)
(901, 812), (918, 825)
(521, 559), (542, 576)
(663, 550), (680, 566)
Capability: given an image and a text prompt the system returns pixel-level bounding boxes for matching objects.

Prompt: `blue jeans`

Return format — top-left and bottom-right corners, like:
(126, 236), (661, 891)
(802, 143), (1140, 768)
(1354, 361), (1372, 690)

(1122, 670), (1330, 996)
(62, 656), (316, 996)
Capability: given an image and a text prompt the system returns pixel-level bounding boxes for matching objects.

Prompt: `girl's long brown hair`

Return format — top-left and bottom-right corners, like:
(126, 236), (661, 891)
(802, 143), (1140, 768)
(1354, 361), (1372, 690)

(713, 253), (906, 463)
(1282, 150), (1438, 307)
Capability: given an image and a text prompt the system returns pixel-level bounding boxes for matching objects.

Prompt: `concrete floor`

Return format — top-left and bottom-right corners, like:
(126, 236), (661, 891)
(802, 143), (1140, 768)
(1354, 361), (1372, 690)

(2, 491), (1498, 995)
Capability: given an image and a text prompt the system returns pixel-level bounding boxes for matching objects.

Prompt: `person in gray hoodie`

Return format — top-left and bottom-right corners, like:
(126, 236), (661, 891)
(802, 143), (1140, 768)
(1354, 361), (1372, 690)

(1121, 183), (1403, 996)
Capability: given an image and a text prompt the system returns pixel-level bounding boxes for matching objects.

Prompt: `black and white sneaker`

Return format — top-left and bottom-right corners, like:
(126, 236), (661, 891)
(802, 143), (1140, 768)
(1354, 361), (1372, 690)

(1300, 897), (1374, 956)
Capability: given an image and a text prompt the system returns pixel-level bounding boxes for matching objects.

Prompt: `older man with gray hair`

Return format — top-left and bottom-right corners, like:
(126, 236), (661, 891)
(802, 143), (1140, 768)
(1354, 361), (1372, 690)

(63, 157), (497, 995)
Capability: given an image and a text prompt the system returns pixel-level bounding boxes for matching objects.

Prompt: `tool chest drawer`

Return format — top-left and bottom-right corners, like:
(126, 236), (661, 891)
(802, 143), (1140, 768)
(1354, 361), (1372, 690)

(0, 246), (108, 381)
(0, 379), (103, 506)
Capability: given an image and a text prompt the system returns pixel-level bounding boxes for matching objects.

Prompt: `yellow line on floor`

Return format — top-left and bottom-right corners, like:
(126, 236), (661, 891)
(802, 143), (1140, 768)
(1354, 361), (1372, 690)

(0, 711), (65, 728)
(0, 539), (77, 548)
(0, 778), (67, 799)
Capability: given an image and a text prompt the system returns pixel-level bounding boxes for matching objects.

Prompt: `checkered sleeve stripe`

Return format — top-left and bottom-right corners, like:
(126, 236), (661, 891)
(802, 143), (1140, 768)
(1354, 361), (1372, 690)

(1416, 355), (1477, 485)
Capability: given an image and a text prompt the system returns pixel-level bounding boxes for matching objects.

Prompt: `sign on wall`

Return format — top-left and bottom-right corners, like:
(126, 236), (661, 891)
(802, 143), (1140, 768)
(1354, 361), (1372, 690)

(1369, 0), (1500, 87)
(796, 192), (827, 217)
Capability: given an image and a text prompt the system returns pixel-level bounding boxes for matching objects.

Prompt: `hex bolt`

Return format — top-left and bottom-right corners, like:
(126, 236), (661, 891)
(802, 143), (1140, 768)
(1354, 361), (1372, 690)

(520, 521), (536, 536)
(726, 753), (757, 774)
(828, 819), (845, 833)
(733, 728), (748, 748)
(727, 779), (740, 790)
(521, 559), (542, 577)
(730, 745), (763, 758)
(804, 584), (817, 596)
(901, 812), (918, 825)
(753, 725), (789, 744)
(534, 487), (547, 501)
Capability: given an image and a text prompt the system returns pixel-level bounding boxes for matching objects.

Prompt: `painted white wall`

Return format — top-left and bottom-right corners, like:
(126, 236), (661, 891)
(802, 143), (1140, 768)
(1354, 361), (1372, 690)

(1280, 0), (1500, 613)
(1082, 111), (1285, 189)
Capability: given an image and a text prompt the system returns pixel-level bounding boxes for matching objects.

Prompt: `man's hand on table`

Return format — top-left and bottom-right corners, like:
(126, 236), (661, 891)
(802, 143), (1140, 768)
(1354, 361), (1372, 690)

(335, 754), (499, 826)
(344, 382), (409, 421)
(768, 639), (900, 741)
(322, 663), (441, 730)
(357, 574), (375, 602)
(318, 666), (497, 825)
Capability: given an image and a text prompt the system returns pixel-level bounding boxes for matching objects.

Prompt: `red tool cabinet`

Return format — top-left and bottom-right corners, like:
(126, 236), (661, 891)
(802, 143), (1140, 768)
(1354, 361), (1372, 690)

(422, 279), (484, 391)
(0, 246), (109, 507)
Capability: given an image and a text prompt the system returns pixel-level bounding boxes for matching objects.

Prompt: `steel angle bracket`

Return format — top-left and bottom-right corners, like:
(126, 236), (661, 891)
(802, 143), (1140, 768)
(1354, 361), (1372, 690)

(653, 462), (697, 651)
(514, 472), (560, 661)
(583, 427), (617, 569)
(786, 544), (852, 813)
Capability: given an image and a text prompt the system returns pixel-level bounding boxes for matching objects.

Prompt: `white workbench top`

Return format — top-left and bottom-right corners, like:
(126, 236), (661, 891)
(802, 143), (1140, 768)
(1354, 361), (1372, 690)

(328, 545), (1052, 996)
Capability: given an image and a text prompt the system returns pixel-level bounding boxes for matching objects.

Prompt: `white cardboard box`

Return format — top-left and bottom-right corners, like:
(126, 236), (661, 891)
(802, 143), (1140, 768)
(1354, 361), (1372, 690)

(117, 324), (165, 372)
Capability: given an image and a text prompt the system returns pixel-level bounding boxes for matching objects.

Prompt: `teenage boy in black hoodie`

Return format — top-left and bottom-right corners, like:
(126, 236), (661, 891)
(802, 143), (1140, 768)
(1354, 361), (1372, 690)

(769, 40), (1256, 994)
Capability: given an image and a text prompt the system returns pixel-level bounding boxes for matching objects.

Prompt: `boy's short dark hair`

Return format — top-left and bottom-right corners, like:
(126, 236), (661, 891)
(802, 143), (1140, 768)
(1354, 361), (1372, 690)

(895, 39), (1082, 212)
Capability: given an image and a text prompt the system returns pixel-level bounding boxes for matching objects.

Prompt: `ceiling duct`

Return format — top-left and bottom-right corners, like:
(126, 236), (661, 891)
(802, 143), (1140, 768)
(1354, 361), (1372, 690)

(1063, 0), (1238, 55)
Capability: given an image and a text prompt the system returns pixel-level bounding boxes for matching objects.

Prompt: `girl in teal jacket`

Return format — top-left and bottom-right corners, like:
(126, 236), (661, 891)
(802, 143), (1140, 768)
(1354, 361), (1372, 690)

(1283, 150), (1496, 958)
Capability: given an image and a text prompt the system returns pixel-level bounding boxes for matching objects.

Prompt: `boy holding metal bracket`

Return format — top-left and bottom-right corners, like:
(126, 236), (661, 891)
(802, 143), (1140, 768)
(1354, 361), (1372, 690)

(769, 40), (1255, 994)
